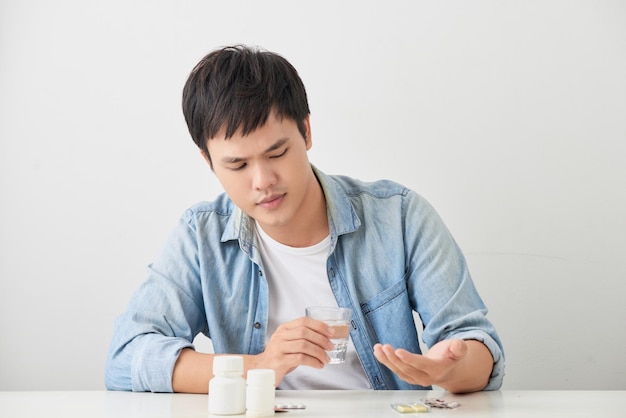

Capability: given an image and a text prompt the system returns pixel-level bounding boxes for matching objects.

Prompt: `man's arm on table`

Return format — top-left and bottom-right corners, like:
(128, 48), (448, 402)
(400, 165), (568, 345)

(172, 317), (335, 393)
(373, 339), (494, 394)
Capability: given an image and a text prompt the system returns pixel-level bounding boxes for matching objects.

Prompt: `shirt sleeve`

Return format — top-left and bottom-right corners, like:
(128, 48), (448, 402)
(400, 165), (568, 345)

(105, 214), (207, 392)
(451, 330), (505, 391)
(404, 191), (505, 390)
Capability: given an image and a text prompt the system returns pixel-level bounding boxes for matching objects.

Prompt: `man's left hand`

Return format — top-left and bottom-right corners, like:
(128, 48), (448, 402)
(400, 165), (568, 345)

(373, 339), (492, 393)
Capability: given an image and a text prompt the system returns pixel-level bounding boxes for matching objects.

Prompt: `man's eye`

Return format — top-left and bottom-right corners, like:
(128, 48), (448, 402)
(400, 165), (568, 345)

(230, 163), (247, 171)
(270, 148), (288, 159)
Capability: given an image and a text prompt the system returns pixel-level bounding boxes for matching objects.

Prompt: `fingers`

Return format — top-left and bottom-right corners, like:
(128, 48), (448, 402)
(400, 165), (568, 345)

(373, 344), (431, 384)
(278, 331), (331, 365)
(262, 317), (336, 375)
(275, 317), (335, 353)
(281, 316), (336, 340)
(374, 341), (466, 387)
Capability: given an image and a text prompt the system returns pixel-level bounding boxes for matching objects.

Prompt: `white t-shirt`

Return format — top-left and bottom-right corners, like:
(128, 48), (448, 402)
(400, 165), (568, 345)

(255, 222), (371, 389)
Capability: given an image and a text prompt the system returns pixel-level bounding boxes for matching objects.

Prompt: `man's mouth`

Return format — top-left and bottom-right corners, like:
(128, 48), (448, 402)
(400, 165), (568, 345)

(257, 194), (285, 209)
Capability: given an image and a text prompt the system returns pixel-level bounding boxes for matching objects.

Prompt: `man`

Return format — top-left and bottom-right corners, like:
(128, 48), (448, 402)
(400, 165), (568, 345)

(105, 45), (504, 394)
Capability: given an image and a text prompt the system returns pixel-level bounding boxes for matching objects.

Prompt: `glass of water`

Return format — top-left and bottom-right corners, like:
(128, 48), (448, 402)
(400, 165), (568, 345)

(305, 306), (352, 364)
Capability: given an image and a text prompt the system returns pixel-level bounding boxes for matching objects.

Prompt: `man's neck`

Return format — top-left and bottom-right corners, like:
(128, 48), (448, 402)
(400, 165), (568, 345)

(259, 174), (329, 248)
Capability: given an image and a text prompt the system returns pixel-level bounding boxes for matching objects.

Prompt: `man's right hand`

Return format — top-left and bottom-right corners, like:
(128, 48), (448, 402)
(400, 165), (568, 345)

(249, 316), (336, 385)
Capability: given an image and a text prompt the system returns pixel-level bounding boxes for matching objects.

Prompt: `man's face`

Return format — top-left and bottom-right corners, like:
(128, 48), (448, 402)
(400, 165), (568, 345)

(205, 111), (315, 234)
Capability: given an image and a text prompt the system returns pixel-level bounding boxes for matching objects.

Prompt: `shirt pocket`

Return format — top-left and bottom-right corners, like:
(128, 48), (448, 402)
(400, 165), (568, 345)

(359, 278), (421, 350)
(360, 278), (407, 314)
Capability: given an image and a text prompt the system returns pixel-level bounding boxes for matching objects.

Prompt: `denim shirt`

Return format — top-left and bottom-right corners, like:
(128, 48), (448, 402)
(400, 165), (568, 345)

(105, 166), (504, 392)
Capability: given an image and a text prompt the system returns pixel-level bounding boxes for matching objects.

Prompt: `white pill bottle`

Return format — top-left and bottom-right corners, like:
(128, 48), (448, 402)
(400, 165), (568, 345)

(209, 356), (246, 415)
(246, 369), (275, 417)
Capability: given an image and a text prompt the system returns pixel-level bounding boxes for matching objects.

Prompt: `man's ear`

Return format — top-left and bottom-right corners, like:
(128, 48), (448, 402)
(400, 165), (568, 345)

(200, 149), (213, 171)
(304, 115), (312, 150)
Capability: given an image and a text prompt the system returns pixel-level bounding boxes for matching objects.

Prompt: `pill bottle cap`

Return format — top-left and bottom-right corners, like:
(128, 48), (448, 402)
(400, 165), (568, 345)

(213, 356), (244, 373)
(247, 369), (275, 386)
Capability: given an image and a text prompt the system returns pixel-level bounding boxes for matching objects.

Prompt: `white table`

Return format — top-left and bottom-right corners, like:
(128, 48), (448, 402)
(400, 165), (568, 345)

(0, 390), (624, 417)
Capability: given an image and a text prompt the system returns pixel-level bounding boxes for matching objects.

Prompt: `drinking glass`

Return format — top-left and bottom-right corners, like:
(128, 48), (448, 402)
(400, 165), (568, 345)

(305, 306), (352, 364)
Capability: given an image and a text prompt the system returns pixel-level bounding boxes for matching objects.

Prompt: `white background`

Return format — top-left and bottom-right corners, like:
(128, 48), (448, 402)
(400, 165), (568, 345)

(1, 0), (624, 391)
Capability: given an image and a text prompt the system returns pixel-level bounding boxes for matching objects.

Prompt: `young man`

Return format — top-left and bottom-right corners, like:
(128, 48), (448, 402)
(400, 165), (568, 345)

(105, 45), (504, 394)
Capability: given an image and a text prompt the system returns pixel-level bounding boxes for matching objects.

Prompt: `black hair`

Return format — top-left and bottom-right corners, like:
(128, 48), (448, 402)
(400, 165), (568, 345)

(182, 45), (310, 160)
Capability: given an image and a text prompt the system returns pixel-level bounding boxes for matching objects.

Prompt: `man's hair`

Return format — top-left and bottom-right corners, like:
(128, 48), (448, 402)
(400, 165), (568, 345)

(182, 45), (310, 159)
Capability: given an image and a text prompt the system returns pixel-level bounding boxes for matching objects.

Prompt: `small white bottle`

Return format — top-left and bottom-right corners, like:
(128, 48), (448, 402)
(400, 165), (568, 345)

(246, 369), (275, 417)
(209, 356), (246, 415)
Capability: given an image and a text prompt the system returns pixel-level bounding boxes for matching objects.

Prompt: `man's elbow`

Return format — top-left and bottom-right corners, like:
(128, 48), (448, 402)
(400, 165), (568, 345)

(105, 358), (133, 391)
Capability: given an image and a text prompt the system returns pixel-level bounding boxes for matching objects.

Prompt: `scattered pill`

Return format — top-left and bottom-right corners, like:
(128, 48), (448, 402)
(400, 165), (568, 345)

(391, 403), (430, 413)
(274, 403), (306, 410)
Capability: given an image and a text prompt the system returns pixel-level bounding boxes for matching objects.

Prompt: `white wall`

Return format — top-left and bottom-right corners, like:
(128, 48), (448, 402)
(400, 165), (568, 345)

(1, 0), (624, 391)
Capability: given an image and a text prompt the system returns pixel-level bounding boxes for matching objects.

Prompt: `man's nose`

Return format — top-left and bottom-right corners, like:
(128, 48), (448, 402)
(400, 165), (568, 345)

(252, 163), (277, 191)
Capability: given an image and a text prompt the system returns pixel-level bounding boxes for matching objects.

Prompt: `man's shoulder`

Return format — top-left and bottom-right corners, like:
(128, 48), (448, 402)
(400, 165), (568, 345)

(181, 193), (236, 224)
(326, 173), (410, 199)
(321, 171), (434, 219)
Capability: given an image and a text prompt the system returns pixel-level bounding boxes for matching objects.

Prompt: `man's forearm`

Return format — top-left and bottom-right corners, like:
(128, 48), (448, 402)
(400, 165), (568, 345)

(172, 348), (215, 393)
(172, 348), (260, 393)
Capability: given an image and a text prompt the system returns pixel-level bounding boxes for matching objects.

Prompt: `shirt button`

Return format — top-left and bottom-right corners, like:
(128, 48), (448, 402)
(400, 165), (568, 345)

(258, 270), (263, 276)
(254, 322), (261, 329)
(328, 268), (335, 278)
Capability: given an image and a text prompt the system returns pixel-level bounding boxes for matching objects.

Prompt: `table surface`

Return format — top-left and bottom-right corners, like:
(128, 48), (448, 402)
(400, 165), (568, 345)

(0, 390), (624, 417)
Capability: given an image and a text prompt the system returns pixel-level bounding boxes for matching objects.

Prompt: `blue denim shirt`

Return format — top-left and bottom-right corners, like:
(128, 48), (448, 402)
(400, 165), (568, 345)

(105, 166), (504, 392)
